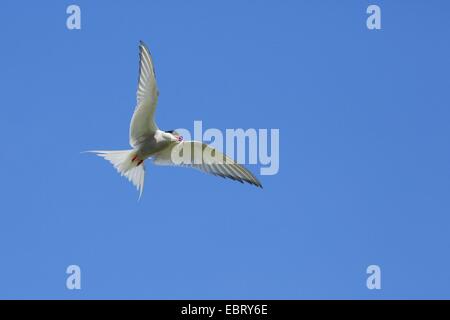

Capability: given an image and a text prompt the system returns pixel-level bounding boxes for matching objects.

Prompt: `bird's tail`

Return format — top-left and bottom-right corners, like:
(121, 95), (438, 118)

(86, 149), (145, 199)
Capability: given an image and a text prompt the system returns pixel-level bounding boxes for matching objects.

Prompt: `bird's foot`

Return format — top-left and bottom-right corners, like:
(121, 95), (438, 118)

(132, 154), (143, 166)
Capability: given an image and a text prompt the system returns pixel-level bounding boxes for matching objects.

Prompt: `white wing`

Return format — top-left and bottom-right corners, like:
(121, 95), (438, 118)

(129, 41), (159, 147)
(153, 141), (263, 188)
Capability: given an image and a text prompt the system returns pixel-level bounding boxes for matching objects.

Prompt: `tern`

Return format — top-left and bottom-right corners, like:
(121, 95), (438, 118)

(88, 41), (262, 198)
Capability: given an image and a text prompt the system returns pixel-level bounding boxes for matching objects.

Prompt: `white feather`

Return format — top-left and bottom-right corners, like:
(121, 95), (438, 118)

(86, 150), (145, 199)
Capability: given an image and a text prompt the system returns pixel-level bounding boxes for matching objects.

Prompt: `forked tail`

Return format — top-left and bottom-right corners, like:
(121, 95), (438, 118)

(86, 150), (145, 199)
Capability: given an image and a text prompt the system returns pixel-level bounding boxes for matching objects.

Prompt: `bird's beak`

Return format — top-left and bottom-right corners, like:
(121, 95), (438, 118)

(171, 134), (183, 142)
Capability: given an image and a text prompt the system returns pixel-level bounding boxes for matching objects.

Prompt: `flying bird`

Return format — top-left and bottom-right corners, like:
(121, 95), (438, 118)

(88, 41), (262, 197)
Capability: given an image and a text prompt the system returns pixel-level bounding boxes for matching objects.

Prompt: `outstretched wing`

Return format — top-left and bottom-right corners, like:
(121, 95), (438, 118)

(129, 41), (159, 147)
(153, 141), (263, 188)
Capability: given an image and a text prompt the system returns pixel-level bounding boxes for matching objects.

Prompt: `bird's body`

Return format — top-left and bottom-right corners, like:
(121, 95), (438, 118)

(135, 130), (176, 159)
(88, 41), (262, 198)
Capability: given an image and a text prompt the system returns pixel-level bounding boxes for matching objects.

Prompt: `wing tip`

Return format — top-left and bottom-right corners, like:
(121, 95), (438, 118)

(249, 179), (263, 189)
(137, 40), (156, 77)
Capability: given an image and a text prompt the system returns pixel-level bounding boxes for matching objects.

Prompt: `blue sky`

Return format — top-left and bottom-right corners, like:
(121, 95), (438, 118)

(0, 0), (449, 299)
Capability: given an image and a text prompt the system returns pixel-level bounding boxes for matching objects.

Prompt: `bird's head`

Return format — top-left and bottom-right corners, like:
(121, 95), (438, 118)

(166, 130), (184, 142)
